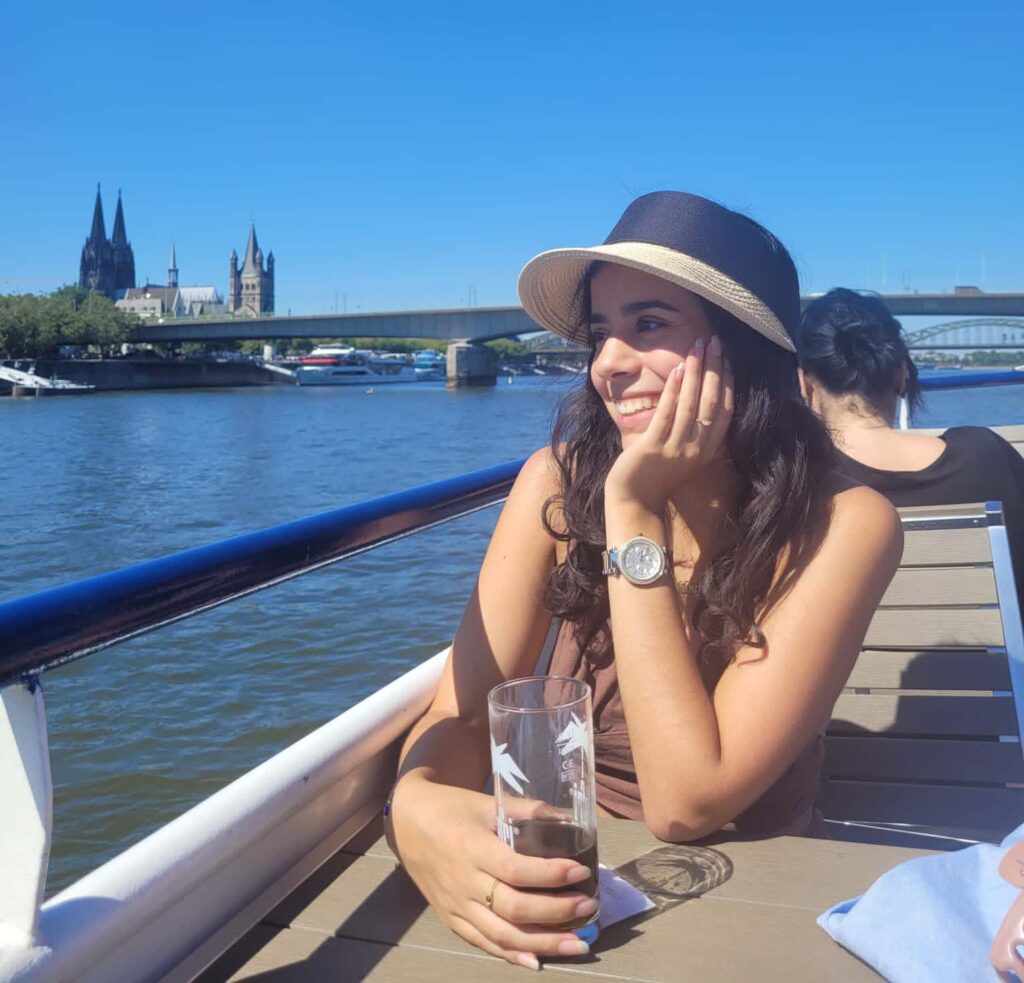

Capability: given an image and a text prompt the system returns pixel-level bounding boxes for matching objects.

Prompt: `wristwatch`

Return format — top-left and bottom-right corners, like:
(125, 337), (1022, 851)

(602, 535), (670, 586)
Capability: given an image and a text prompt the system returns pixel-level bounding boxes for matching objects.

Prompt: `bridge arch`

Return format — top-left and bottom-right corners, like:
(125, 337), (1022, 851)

(905, 318), (1024, 348)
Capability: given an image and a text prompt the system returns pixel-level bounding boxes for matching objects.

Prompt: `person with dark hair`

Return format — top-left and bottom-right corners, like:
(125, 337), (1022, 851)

(798, 288), (1024, 602)
(386, 194), (901, 969)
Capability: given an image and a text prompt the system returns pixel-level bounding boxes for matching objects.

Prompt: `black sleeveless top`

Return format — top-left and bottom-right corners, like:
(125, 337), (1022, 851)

(833, 426), (1024, 609)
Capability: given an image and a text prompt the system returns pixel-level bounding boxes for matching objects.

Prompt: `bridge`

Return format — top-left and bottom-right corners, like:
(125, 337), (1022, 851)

(129, 291), (1024, 345)
(906, 318), (1024, 350)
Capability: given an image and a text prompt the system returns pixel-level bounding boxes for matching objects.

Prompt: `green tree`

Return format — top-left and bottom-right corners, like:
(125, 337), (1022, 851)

(0, 285), (139, 357)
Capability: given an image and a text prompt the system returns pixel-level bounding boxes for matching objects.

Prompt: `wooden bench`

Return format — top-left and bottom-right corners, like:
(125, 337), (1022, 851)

(821, 501), (1024, 847)
(917, 423), (1024, 459)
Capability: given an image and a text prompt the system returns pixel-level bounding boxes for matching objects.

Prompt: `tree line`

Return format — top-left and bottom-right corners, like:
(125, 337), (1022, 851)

(0, 288), (536, 360)
(0, 286), (139, 357)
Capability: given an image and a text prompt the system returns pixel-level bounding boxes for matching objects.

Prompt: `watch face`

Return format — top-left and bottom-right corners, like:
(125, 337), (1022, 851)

(621, 538), (664, 584)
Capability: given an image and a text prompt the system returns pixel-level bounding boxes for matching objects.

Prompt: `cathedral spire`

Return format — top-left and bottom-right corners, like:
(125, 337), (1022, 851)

(89, 183), (107, 244)
(242, 223), (260, 273)
(111, 189), (128, 246)
(168, 242), (178, 288)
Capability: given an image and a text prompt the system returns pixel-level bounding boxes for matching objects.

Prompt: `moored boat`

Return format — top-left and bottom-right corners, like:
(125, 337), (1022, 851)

(412, 349), (446, 380)
(294, 347), (419, 386)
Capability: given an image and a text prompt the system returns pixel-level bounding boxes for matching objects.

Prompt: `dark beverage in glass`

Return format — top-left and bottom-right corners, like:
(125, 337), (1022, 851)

(512, 817), (599, 925)
(488, 677), (599, 942)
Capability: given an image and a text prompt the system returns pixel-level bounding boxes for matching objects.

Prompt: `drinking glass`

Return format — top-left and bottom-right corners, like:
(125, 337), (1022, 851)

(487, 675), (599, 942)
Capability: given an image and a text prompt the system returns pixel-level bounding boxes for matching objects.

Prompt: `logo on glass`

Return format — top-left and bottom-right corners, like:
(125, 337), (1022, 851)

(491, 736), (529, 795)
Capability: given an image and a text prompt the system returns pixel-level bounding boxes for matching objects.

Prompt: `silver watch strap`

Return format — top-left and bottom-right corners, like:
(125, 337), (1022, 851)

(601, 548), (619, 576)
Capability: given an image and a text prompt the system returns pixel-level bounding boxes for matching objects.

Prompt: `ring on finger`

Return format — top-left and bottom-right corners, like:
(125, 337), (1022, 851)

(485, 877), (500, 911)
(696, 418), (713, 427)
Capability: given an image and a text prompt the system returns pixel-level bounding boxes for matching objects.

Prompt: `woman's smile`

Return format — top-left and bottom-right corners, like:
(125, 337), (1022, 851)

(588, 264), (713, 438)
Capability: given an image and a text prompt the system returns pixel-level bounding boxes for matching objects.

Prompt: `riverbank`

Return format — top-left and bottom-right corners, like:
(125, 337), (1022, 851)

(0, 357), (294, 394)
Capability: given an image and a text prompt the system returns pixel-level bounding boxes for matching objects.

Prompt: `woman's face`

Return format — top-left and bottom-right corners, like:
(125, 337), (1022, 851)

(588, 264), (715, 445)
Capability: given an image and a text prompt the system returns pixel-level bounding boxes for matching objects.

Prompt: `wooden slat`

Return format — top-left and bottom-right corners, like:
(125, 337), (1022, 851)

(220, 925), (531, 982)
(900, 526), (992, 566)
(819, 780), (1024, 837)
(864, 607), (1004, 648)
(993, 425), (1024, 443)
(880, 566), (997, 607)
(212, 822), (916, 983)
(829, 693), (1019, 736)
(847, 649), (1011, 690)
(824, 735), (1024, 784)
(913, 426), (1024, 444)
(898, 501), (987, 520)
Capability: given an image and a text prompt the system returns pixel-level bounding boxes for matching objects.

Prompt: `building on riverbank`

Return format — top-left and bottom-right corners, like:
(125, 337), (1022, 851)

(116, 244), (226, 319)
(228, 225), (274, 316)
(78, 185), (136, 298)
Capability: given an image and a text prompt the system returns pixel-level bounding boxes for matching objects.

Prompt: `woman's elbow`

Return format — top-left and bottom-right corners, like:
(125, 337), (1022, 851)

(644, 807), (722, 843)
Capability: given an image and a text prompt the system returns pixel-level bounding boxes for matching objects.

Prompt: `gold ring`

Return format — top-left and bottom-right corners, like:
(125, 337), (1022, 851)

(485, 877), (500, 910)
(696, 418), (713, 427)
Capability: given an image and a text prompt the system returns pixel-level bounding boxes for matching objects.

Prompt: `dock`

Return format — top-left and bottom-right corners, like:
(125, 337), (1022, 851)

(0, 364), (95, 396)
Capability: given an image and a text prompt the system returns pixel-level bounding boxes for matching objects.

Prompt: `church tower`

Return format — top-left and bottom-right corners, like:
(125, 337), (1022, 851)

(229, 224), (274, 315)
(79, 185), (135, 298)
(229, 249), (240, 310)
(110, 190), (136, 293)
(79, 185), (115, 296)
(168, 242), (178, 288)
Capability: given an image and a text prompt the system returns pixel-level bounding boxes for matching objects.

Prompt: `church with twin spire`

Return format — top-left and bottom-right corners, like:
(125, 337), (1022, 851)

(79, 185), (136, 297)
(78, 186), (274, 317)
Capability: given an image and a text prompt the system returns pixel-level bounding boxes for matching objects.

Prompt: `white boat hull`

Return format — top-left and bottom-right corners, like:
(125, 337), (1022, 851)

(295, 364), (422, 386)
(2, 651), (447, 982)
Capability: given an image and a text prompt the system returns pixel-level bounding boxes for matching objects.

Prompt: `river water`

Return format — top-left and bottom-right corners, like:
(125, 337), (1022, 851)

(1, 374), (1022, 894)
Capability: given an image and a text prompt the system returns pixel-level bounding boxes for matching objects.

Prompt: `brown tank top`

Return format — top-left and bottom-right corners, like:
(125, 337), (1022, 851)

(547, 619), (824, 837)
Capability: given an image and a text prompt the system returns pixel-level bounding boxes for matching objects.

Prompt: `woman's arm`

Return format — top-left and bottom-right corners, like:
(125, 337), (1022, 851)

(607, 484), (901, 841)
(394, 446), (559, 791)
(387, 447), (597, 967)
(601, 336), (902, 840)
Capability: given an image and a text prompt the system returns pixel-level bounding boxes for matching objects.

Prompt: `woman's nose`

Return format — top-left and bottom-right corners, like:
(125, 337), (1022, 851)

(592, 335), (639, 378)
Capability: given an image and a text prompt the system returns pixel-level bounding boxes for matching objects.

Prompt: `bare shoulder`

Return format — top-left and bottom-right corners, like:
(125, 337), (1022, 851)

(496, 446), (562, 539)
(518, 445), (561, 489)
(508, 446), (561, 511)
(824, 479), (903, 563)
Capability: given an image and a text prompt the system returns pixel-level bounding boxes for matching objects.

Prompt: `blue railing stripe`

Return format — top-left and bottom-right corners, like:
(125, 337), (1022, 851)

(920, 370), (1024, 389)
(0, 458), (526, 684)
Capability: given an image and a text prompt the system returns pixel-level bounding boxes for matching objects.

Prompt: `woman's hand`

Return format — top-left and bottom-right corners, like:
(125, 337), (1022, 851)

(389, 777), (596, 970)
(604, 334), (734, 514)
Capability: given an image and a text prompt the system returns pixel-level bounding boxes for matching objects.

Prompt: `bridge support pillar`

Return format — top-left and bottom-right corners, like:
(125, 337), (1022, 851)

(446, 341), (497, 388)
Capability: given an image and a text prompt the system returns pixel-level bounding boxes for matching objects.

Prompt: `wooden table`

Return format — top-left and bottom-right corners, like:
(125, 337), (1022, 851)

(203, 818), (932, 981)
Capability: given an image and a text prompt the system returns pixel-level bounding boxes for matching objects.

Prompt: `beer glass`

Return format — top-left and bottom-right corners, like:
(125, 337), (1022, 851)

(487, 676), (599, 942)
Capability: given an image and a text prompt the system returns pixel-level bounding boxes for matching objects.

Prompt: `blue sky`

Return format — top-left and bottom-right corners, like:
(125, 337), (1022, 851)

(2, 0), (1021, 317)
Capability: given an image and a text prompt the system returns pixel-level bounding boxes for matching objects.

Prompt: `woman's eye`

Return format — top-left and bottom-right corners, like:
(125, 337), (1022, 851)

(637, 317), (664, 333)
(589, 328), (608, 346)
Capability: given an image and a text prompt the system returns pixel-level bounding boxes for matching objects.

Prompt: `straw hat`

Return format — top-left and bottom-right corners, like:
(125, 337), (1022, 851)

(517, 191), (800, 352)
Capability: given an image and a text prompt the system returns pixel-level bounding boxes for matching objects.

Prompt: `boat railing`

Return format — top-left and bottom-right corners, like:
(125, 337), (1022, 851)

(0, 459), (523, 685)
(1, 367), (1023, 979)
(897, 368), (1024, 428)
(0, 459), (522, 980)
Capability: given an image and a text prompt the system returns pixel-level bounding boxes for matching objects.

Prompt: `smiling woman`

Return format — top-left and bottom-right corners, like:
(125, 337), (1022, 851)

(384, 191), (904, 970)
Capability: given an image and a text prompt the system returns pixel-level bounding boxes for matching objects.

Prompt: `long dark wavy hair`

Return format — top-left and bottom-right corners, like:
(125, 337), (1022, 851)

(542, 267), (836, 668)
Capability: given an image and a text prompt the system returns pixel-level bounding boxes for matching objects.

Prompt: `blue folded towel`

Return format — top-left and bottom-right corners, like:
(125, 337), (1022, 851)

(819, 824), (1024, 982)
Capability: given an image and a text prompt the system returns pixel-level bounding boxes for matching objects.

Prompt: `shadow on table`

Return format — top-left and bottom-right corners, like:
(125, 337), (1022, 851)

(198, 839), (429, 981)
(201, 824), (735, 978)
(571, 844), (734, 959)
